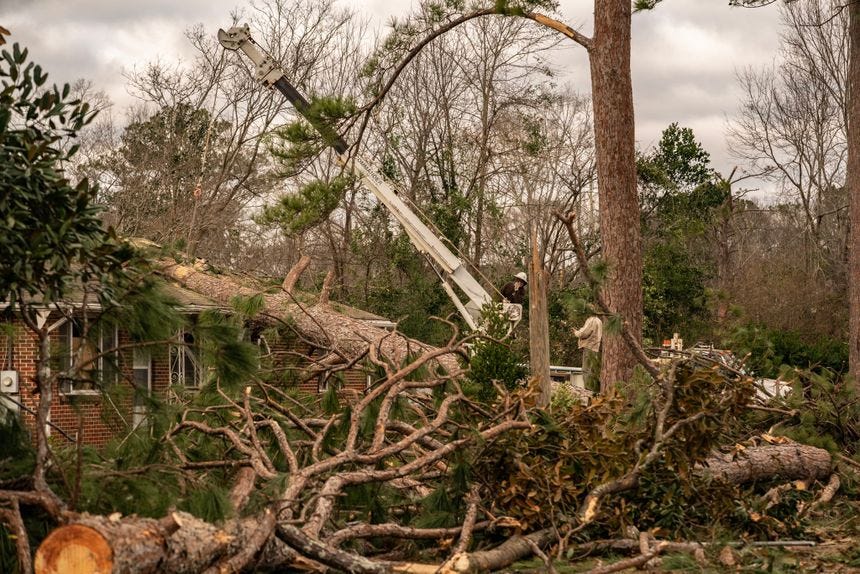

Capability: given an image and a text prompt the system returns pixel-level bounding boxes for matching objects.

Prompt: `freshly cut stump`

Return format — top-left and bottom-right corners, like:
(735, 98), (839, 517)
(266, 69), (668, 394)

(34, 511), (293, 574)
(34, 524), (113, 574)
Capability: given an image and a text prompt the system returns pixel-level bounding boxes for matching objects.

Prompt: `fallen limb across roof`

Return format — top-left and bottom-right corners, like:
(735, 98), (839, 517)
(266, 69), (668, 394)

(158, 260), (462, 376)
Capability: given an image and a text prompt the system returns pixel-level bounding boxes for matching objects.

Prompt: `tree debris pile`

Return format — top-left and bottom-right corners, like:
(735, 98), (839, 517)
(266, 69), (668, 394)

(476, 361), (757, 536)
(6, 345), (857, 573)
(18, 336), (531, 573)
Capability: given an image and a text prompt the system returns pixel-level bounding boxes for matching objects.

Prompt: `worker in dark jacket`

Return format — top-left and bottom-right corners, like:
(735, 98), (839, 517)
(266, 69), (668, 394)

(500, 272), (527, 305)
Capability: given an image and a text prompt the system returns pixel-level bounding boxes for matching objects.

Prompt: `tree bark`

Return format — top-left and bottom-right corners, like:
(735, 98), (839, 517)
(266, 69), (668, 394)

(698, 444), (832, 484)
(282, 254), (311, 294)
(276, 524), (389, 574)
(528, 227), (552, 408)
(34, 511), (290, 574)
(450, 528), (556, 573)
(228, 466), (257, 511)
(159, 261), (460, 374)
(589, 0), (642, 391)
(0, 502), (32, 574)
(848, 0), (860, 385)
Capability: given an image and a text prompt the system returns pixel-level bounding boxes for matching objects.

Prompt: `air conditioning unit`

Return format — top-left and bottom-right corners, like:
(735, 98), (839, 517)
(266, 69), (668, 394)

(0, 371), (18, 394)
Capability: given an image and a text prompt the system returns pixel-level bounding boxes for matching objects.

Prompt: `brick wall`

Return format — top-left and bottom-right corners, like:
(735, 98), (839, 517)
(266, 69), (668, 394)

(3, 316), (377, 448)
(265, 334), (371, 396)
(5, 314), (135, 448)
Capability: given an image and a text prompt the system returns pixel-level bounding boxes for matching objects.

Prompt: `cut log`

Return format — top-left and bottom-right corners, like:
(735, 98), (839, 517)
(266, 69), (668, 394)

(699, 444), (832, 485)
(159, 261), (460, 374)
(34, 511), (291, 574)
(34, 514), (172, 574)
(34, 524), (113, 574)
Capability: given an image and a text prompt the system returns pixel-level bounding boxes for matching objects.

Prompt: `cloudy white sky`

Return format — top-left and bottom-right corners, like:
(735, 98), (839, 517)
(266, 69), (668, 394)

(0, 0), (784, 190)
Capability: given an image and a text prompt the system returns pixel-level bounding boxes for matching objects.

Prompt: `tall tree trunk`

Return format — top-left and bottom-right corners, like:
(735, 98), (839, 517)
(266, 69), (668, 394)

(528, 226), (551, 408)
(474, 186), (485, 269)
(589, 0), (642, 390)
(715, 179), (735, 325)
(848, 0), (860, 386)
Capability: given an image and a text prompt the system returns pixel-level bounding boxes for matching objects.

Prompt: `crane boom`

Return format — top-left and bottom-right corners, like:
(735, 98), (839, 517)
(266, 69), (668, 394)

(218, 25), (521, 331)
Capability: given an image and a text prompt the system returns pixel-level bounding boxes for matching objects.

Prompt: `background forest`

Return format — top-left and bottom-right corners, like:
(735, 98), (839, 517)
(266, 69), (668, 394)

(65, 0), (849, 377)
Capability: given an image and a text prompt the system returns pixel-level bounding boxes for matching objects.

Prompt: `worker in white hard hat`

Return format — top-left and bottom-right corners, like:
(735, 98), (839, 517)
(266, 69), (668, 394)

(500, 272), (527, 305)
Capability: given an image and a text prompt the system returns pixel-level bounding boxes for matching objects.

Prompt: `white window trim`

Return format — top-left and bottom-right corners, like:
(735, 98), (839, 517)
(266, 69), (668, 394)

(170, 330), (203, 389)
(132, 348), (152, 428)
(60, 320), (119, 396)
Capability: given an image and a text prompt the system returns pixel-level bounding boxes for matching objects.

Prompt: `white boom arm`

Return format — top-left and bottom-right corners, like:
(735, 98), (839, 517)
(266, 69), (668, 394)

(218, 25), (521, 331)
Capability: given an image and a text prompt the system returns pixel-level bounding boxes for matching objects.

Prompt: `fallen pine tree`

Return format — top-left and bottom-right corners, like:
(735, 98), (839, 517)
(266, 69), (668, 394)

(25, 338), (839, 574)
(30, 442), (834, 574)
(157, 258), (462, 376)
(7, 244), (853, 574)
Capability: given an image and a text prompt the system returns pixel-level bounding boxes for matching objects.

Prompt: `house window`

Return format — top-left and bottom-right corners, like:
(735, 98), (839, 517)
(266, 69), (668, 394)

(132, 348), (151, 428)
(57, 319), (119, 395)
(170, 331), (202, 388)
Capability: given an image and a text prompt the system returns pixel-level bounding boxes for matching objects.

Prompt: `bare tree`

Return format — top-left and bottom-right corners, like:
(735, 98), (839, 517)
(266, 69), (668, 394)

(729, 0), (849, 285)
(82, 0), (362, 273)
(729, 0), (859, 384)
(360, 12), (559, 267)
(492, 92), (597, 280)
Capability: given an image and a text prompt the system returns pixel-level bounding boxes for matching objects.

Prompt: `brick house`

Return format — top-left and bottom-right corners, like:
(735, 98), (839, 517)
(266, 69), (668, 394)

(0, 277), (395, 448)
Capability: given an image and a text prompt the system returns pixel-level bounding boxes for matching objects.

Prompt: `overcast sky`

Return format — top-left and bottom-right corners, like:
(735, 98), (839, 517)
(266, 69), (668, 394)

(1, 0), (784, 192)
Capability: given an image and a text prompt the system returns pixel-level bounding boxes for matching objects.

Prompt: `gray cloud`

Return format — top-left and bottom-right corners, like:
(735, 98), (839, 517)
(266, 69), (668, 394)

(1, 0), (240, 106)
(509, 0), (783, 186)
(0, 0), (784, 190)
(631, 1), (781, 188)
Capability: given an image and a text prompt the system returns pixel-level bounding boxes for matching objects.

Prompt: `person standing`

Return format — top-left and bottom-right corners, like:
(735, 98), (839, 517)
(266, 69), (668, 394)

(574, 315), (603, 393)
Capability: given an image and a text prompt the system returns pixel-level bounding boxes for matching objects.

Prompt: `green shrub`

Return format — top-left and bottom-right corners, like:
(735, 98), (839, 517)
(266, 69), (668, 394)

(465, 307), (527, 402)
(726, 324), (848, 378)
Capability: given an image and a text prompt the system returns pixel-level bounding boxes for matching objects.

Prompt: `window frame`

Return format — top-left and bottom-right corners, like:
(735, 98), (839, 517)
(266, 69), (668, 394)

(58, 318), (119, 396)
(170, 330), (203, 389)
(132, 347), (152, 428)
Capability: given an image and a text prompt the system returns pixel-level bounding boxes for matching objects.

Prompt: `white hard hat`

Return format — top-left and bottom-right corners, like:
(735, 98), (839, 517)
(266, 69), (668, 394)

(514, 272), (528, 283)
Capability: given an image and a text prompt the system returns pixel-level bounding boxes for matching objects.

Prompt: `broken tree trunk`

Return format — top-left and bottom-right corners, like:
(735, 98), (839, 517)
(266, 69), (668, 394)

(282, 254), (311, 294)
(159, 260), (460, 374)
(318, 269), (335, 305)
(528, 227), (551, 408)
